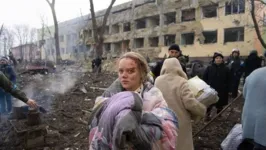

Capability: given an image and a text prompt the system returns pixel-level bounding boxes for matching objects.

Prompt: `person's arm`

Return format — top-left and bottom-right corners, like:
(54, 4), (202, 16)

(180, 82), (206, 119)
(0, 72), (37, 108)
(203, 66), (209, 83)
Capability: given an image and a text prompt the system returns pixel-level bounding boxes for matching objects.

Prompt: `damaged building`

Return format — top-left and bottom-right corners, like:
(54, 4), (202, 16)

(80, 0), (266, 59)
(37, 17), (88, 61)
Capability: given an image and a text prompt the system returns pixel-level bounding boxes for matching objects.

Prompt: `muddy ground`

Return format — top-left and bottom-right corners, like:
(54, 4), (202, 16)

(0, 67), (243, 150)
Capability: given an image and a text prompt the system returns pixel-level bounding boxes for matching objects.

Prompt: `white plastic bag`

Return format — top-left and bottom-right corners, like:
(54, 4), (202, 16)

(188, 76), (209, 96)
(221, 124), (243, 150)
(197, 87), (219, 107)
(188, 76), (218, 107)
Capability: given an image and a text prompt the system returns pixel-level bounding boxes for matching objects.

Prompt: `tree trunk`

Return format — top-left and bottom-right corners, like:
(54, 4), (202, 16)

(29, 45), (33, 63)
(96, 38), (104, 57)
(251, 0), (266, 49)
(0, 24), (3, 36)
(20, 45), (23, 61)
(89, 0), (116, 58)
(52, 5), (61, 63)
(46, 0), (61, 64)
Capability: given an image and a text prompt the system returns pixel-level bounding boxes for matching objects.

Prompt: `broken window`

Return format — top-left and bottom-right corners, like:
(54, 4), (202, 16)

(147, 15), (160, 27)
(88, 30), (92, 37)
(87, 45), (91, 51)
(164, 12), (176, 25)
(122, 40), (130, 51)
(113, 42), (122, 54)
(225, 0), (245, 15)
(134, 38), (144, 48)
(181, 33), (195, 45)
(164, 35), (176, 46)
(72, 33), (77, 41)
(61, 48), (65, 54)
(105, 26), (110, 35)
(144, 0), (155, 3)
(59, 35), (64, 42)
(149, 37), (159, 47)
(202, 4), (218, 18)
(224, 27), (244, 43)
(104, 43), (111, 51)
(112, 24), (120, 34)
(182, 9), (196, 22)
(67, 34), (71, 42)
(202, 30), (217, 44)
(123, 22), (131, 32)
(135, 18), (146, 29)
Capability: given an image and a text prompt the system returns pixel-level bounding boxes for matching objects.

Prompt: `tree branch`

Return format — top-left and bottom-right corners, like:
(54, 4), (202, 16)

(0, 24), (3, 37)
(100, 0), (116, 36)
(251, 0), (266, 49)
(46, 0), (52, 7)
(89, 0), (98, 43)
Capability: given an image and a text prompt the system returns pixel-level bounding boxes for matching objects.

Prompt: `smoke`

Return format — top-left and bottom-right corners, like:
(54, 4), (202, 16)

(48, 72), (78, 94)
(21, 71), (78, 109)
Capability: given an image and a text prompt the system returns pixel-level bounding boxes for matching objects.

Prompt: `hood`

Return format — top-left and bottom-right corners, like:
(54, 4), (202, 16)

(248, 50), (259, 59)
(160, 58), (188, 79)
(249, 50), (258, 55)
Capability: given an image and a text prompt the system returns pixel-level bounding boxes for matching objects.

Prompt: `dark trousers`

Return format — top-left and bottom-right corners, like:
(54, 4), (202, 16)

(231, 78), (240, 98)
(0, 91), (12, 113)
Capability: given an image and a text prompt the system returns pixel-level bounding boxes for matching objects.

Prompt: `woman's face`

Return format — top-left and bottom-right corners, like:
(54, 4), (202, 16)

(232, 52), (239, 57)
(118, 58), (142, 91)
(215, 56), (223, 64)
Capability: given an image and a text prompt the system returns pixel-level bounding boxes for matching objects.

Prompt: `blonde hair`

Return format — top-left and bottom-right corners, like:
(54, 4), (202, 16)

(118, 52), (150, 83)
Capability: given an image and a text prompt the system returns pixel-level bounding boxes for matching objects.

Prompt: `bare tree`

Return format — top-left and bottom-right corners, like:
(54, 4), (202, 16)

(41, 16), (57, 62)
(14, 24), (30, 61)
(46, 0), (61, 63)
(29, 28), (37, 62)
(89, 0), (116, 58)
(0, 24), (3, 37)
(0, 26), (17, 66)
(251, 0), (266, 49)
(3, 27), (15, 52)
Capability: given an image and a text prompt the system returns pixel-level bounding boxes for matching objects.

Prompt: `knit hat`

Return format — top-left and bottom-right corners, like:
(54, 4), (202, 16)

(250, 50), (258, 55)
(168, 44), (181, 52)
(213, 52), (224, 60)
(232, 48), (240, 54)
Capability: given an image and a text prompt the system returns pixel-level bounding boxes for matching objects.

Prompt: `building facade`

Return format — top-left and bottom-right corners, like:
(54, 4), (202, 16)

(38, 16), (88, 61)
(80, 0), (266, 59)
(10, 43), (40, 61)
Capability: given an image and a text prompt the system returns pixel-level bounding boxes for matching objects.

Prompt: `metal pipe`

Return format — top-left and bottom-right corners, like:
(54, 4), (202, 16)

(193, 92), (243, 138)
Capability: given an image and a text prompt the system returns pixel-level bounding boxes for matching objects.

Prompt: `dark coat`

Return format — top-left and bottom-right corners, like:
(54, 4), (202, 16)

(151, 57), (187, 79)
(226, 57), (244, 96)
(244, 54), (261, 79)
(0, 64), (16, 83)
(0, 71), (28, 103)
(203, 63), (230, 107)
(227, 57), (243, 78)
